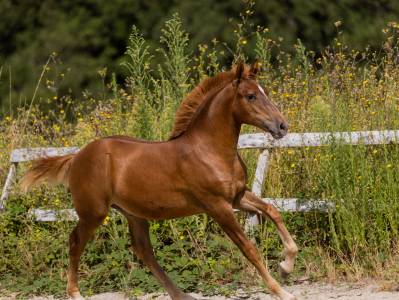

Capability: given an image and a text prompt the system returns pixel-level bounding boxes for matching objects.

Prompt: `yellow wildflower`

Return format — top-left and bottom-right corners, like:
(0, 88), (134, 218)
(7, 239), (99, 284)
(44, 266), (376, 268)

(103, 216), (110, 225)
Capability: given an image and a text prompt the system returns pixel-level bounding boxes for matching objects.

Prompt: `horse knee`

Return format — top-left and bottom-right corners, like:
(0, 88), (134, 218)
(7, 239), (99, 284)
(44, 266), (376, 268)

(287, 243), (298, 257)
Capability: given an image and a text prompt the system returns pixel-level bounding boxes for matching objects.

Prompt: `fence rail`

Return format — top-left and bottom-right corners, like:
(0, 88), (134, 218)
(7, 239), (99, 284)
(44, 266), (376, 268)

(1, 130), (398, 223)
(238, 130), (399, 149)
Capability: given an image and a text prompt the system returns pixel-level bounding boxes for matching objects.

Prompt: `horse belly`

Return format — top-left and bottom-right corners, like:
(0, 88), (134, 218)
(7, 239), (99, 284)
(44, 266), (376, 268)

(114, 190), (203, 220)
(112, 165), (203, 219)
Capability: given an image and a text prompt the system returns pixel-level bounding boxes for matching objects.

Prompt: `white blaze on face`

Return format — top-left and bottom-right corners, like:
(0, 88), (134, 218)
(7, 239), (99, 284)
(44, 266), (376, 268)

(258, 84), (267, 97)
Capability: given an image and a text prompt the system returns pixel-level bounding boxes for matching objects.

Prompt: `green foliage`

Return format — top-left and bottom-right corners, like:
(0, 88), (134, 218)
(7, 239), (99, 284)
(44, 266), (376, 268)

(1, 11), (399, 299)
(3, 1), (399, 115)
(122, 26), (155, 139)
(122, 14), (191, 140)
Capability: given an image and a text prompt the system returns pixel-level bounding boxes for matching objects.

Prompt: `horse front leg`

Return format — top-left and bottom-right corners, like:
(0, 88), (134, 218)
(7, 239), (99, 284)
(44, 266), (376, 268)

(208, 201), (296, 300)
(237, 191), (298, 277)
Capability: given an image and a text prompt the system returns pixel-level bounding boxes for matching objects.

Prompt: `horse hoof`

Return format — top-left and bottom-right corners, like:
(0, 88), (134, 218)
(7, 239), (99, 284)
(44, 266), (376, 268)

(181, 294), (197, 300)
(68, 292), (85, 300)
(280, 290), (297, 300)
(279, 261), (291, 279)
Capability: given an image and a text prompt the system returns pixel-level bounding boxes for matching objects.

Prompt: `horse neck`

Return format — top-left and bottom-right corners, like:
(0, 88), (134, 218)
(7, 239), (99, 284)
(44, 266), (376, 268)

(184, 86), (240, 158)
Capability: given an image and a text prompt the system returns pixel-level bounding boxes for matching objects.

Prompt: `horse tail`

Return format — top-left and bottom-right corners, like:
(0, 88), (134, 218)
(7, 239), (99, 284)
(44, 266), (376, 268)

(21, 154), (75, 192)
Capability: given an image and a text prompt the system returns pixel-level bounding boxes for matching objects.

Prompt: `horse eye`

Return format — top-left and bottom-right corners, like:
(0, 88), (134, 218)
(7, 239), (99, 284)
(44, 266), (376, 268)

(246, 94), (256, 101)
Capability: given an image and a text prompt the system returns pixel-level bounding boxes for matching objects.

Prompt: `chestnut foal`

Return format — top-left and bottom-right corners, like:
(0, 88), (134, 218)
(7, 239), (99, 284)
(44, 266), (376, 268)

(22, 62), (298, 300)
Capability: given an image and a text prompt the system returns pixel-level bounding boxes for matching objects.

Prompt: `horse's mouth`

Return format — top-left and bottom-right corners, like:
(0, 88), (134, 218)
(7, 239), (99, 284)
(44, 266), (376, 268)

(271, 131), (286, 139)
(262, 123), (287, 139)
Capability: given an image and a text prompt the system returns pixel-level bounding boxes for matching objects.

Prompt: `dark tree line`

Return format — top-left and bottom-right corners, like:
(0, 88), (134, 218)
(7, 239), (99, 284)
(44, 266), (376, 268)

(1, 0), (398, 113)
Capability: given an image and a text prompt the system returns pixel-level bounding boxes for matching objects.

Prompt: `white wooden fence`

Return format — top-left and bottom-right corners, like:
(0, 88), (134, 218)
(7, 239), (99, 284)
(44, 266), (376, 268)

(1, 130), (398, 224)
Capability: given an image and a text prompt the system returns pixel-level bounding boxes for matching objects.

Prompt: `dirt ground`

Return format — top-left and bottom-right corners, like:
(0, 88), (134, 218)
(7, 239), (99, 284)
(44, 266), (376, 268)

(2, 281), (399, 300)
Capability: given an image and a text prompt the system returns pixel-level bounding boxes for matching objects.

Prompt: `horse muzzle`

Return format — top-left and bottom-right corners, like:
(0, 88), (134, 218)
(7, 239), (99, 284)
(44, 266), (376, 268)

(263, 120), (288, 139)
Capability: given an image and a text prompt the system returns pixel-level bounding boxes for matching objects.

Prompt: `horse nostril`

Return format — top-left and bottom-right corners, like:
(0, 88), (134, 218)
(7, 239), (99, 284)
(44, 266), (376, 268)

(280, 122), (288, 131)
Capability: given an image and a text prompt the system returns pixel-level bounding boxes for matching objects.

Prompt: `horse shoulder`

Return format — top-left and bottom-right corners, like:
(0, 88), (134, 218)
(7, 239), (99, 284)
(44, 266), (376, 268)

(185, 153), (246, 201)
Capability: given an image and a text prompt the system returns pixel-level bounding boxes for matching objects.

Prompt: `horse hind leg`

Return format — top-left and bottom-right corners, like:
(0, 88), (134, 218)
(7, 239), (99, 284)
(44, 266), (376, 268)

(121, 212), (195, 300)
(67, 206), (108, 299)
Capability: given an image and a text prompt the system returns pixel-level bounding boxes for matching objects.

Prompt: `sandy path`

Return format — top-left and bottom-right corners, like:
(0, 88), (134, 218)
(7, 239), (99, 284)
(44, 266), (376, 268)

(2, 281), (398, 300)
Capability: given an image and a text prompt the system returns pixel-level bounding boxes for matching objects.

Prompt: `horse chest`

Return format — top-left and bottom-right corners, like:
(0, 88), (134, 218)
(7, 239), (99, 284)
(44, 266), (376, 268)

(220, 177), (246, 200)
(200, 159), (247, 200)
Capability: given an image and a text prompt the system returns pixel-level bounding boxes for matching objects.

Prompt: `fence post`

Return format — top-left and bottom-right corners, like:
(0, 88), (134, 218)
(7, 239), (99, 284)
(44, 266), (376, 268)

(245, 149), (270, 232)
(0, 163), (17, 211)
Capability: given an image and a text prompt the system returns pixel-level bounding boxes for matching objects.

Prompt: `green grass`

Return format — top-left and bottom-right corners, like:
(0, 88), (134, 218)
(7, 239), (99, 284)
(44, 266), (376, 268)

(1, 13), (399, 298)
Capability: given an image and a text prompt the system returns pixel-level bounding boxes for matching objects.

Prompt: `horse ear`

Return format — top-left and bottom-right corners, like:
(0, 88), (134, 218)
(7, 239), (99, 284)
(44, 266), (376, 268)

(250, 60), (261, 77)
(234, 60), (245, 85)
